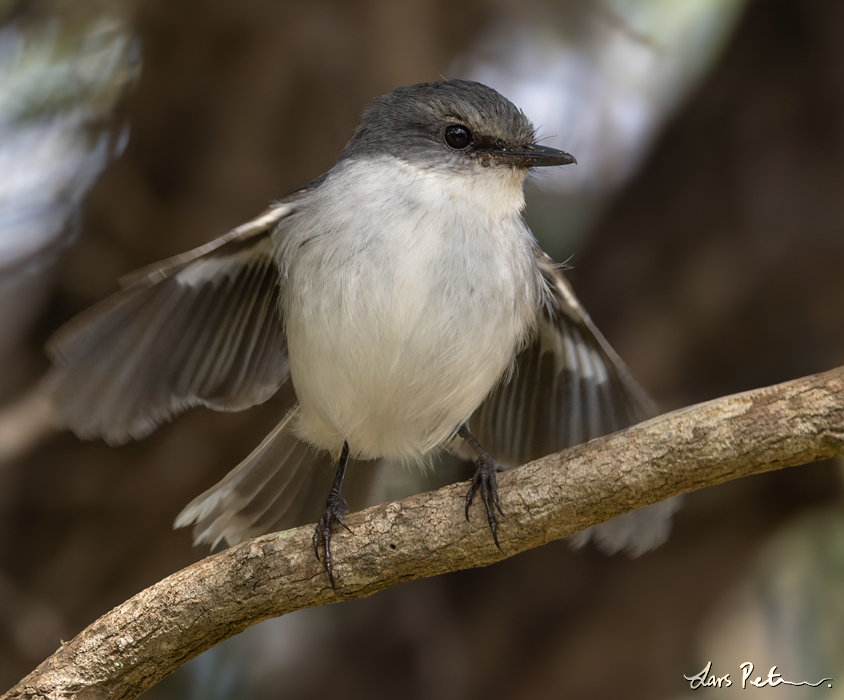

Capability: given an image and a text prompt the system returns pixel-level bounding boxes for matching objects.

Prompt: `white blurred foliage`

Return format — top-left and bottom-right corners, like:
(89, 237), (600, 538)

(456, 0), (745, 195)
(0, 17), (135, 365)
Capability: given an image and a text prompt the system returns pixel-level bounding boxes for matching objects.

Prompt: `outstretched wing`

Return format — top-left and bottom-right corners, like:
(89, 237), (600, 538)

(471, 249), (656, 467)
(47, 201), (298, 445)
(471, 249), (678, 556)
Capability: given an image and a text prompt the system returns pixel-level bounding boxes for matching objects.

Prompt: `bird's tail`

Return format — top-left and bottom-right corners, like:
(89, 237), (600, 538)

(175, 406), (376, 547)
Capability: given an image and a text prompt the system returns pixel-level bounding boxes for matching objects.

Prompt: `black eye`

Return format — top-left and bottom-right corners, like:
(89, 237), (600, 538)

(444, 124), (472, 150)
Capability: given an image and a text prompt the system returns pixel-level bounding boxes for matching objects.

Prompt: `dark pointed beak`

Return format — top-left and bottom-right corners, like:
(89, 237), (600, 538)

(488, 144), (576, 168)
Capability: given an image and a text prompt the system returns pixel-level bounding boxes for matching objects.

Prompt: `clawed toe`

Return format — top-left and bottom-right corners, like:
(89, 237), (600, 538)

(314, 442), (352, 589)
(313, 492), (351, 589)
(464, 452), (503, 549)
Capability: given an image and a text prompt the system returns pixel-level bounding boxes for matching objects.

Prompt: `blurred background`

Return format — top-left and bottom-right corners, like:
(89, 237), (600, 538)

(1, 0), (844, 697)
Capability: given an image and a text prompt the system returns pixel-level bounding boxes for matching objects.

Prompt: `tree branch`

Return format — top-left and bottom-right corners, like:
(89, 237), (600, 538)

(4, 367), (844, 700)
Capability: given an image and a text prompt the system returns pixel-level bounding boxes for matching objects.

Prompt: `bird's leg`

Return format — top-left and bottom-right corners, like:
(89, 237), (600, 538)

(313, 441), (352, 589)
(458, 424), (503, 549)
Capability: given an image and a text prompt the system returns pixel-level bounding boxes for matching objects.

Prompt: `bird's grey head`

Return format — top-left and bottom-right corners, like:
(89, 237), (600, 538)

(339, 80), (575, 172)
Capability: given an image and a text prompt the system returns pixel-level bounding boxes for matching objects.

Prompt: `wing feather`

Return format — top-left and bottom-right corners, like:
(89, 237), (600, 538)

(47, 204), (297, 444)
(471, 249), (656, 467)
(471, 249), (679, 556)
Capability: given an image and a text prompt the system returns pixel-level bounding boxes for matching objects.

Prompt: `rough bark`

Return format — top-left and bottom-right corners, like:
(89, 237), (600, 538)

(4, 367), (844, 700)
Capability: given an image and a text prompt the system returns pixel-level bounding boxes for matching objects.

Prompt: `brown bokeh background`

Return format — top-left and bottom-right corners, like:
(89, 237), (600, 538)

(2, 0), (843, 697)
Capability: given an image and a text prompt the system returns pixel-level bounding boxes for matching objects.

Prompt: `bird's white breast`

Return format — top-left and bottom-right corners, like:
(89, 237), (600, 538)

(278, 156), (541, 462)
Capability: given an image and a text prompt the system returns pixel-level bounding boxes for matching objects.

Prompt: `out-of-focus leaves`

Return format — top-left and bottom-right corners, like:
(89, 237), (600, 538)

(0, 21), (136, 128)
(691, 489), (844, 697)
(453, 0), (747, 257)
(0, 3), (137, 393)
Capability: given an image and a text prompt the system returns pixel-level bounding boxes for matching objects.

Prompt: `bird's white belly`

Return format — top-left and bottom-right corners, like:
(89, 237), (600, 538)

(281, 186), (537, 461)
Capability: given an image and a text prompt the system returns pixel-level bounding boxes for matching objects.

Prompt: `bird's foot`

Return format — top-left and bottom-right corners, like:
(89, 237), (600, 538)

(313, 489), (351, 589)
(465, 449), (504, 548)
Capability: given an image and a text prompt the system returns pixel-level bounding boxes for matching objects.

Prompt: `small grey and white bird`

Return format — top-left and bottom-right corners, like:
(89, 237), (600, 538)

(47, 80), (674, 586)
